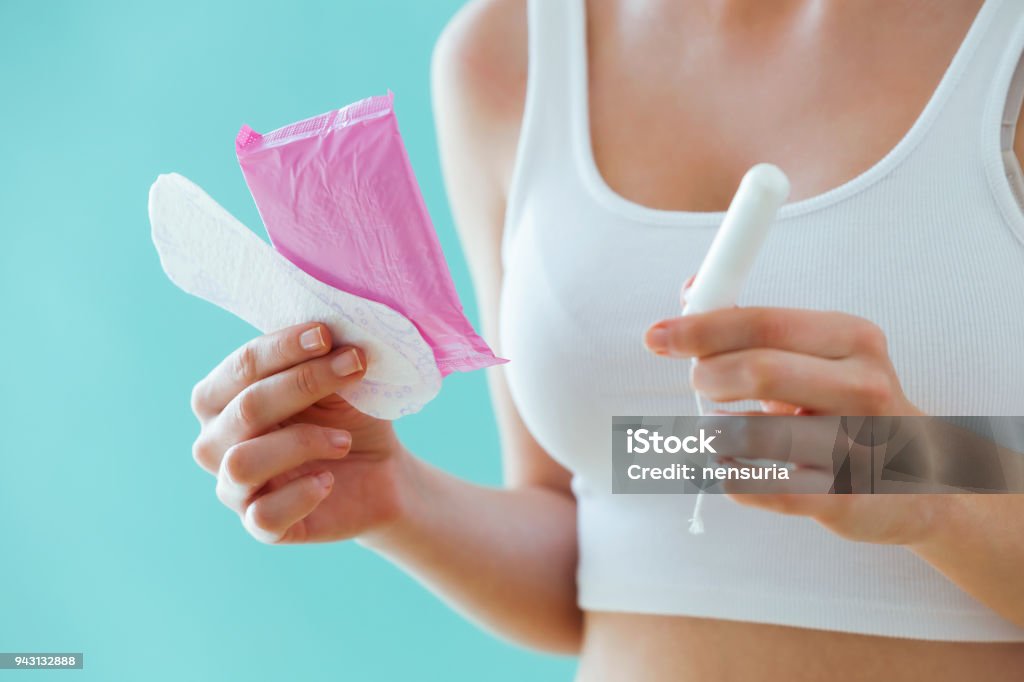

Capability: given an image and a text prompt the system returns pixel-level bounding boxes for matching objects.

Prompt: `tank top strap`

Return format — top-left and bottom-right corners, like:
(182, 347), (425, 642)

(973, 0), (1024, 240)
(502, 0), (585, 266)
(909, 0), (1024, 201)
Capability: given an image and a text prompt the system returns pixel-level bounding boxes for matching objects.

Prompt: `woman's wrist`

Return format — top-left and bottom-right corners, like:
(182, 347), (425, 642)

(905, 493), (963, 555)
(355, 443), (437, 554)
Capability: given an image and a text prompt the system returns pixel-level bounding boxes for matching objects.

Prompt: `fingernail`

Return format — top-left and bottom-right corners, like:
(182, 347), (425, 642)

(331, 349), (363, 377)
(327, 430), (351, 449)
(681, 275), (698, 308)
(300, 327), (326, 351)
(315, 471), (334, 490)
(646, 325), (670, 355)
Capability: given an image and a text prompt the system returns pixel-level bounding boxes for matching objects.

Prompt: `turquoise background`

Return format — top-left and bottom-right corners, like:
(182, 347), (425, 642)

(0, 1), (574, 680)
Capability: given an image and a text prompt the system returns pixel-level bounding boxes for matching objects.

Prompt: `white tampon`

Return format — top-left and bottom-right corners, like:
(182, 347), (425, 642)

(684, 164), (791, 315)
(684, 164), (791, 534)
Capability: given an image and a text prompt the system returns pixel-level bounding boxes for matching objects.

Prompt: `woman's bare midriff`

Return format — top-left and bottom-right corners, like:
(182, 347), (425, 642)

(575, 612), (1024, 681)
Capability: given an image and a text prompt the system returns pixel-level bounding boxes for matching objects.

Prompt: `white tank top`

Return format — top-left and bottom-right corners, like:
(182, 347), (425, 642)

(499, 0), (1024, 641)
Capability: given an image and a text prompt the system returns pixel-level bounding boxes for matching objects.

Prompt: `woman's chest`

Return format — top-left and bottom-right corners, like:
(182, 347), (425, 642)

(499, 190), (1024, 468)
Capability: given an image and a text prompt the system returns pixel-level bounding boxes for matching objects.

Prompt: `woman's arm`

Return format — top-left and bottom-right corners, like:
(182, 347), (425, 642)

(361, 0), (582, 651)
(359, 451), (580, 652)
(190, 0), (582, 652)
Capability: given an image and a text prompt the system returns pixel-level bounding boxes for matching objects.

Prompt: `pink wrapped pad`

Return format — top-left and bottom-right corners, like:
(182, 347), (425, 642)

(236, 93), (505, 376)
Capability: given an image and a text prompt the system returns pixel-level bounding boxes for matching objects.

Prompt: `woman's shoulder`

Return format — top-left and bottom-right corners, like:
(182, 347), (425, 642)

(433, 0), (528, 129)
(431, 1), (530, 277)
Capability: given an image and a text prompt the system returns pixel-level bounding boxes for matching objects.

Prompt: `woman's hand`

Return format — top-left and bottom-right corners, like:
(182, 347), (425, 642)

(643, 304), (935, 545)
(190, 320), (584, 649)
(645, 306), (924, 417)
(190, 322), (411, 545)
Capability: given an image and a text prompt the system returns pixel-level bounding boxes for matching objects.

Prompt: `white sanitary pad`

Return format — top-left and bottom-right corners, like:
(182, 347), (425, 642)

(149, 173), (441, 420)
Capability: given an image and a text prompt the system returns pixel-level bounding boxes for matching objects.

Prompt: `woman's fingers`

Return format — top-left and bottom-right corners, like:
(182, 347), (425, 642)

(642, 305), (919, 415)
(760, 400), (803, 415)
(724, 486), (937, 545)
(646, 307), (886, 361)
(679, 273), (697, 307)
(215, 423), (351, 507)
(243, 471), (335, 544)
(193, 344), (364, 476)
(213, 347), (364, 445)
(192, 323), (333, 421)
(691, 349), (894, 415)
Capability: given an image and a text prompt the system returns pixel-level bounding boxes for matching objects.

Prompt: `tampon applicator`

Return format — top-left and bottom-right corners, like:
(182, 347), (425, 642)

(684, 163), (790, 534)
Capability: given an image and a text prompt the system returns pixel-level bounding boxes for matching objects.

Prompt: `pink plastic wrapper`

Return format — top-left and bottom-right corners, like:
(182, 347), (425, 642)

(236, 93), (505, 376)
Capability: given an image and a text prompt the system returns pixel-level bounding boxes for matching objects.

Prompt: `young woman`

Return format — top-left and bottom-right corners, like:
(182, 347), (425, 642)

(188, 0), (1024, 678)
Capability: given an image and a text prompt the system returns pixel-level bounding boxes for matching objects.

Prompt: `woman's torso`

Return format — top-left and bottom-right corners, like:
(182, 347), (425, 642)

(489, 0), (1024, 678)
